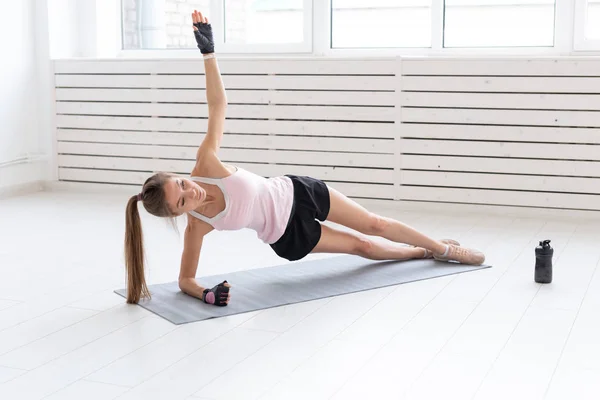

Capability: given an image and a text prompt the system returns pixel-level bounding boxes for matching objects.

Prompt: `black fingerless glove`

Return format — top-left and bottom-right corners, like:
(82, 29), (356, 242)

(202, 280), (229, 306)
(193, 22), (215, 54)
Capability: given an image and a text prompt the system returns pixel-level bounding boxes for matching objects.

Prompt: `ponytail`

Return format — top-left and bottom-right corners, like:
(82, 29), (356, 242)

(124, 195), (151, 303)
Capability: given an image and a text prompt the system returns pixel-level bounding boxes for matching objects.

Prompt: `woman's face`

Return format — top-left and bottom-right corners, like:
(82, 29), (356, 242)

(163, 176), (206, 215)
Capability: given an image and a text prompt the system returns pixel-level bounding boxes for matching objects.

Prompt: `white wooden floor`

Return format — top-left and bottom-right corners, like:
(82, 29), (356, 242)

(1, 188), (599, 400)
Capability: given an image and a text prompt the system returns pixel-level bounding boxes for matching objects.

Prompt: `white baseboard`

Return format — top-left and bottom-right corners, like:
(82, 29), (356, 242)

(0, 180), (45, 199)
(0, 160), (51, 200)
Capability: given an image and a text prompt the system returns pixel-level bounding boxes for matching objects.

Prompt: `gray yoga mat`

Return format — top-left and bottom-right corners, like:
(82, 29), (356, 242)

(114, 255), (491, 325)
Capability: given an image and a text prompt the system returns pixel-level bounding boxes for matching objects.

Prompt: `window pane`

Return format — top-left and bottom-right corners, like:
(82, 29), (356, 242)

(224, 0), (305, 44)
(444, 0), (555, 47)
(122, 0), (210, 49)
(331, 0), (431, 48)
(586, 0), (600, 40)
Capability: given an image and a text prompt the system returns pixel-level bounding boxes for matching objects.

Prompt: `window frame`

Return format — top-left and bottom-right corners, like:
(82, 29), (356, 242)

(89, 0), (600, 59)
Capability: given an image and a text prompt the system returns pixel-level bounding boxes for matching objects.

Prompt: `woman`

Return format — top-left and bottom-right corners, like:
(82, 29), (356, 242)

(124, 10), (485, 307)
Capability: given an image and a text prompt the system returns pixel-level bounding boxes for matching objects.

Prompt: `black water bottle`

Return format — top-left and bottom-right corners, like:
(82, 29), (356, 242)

(535, 240), (553, 284)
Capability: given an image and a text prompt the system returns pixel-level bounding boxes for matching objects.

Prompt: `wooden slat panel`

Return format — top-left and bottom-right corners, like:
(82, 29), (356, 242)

(57, 129), (205, 146)
(400, 186), (600, 210)
(402, 155), (600, 178)
(57, 168), (395, 199)
(267, 90), (395, 106)
(55, 74), (194, 89)
(55, 88), (395, 106)
(57, 155), (388, 183)
(58, 155), (195, 173)
(55, 102), (395, 122)
(57, 130), (393, 154)
(401, 139), (600, 161)
(55, 74), (394, 91)
(402, 92), (600, 111)
(401, 171), (600, 194)
(58, 168), (150, 186)
(400, 124), (600, 144)
(401, 59), (600, 77)
(403, 108), (600, 127)
(56, 88), (234, 103)
(52, 58), (600, 211)
(57, 142), (395, 170)
(53, 60), (189, 74)
(402, 76), (600, 93)
(326, 181), (394, 199)
(54, 59), (396, 75)
(55, 115), (396, 138)
(53, 60), (199, 74)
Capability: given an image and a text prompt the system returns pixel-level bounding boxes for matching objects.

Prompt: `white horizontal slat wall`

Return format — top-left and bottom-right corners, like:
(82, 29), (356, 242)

(54, 58), (396, 199)
(52, 57), (600, 212)
(400, 58), (600, 211)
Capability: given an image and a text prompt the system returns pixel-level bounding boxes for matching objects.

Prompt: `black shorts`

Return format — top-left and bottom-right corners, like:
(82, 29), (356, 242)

(270, 175), (330, 261)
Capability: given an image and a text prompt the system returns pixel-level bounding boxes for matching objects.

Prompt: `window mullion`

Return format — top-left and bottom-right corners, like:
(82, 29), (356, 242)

(210, 0), (225, 49)
(313, 0), (330, 56)
(555, 0), (575, 53)
(431, 0), (445, 51)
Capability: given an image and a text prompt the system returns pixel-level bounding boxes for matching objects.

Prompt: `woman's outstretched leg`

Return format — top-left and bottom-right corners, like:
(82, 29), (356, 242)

(324, 186), (485, 265)
(312, 224), (429, 261)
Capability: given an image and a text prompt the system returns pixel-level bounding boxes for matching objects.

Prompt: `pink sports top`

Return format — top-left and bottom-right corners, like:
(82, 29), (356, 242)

(187, 167), (294, 244)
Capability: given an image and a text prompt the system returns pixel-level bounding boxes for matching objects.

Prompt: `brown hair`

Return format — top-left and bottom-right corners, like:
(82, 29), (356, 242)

(124, 172), (176, 303)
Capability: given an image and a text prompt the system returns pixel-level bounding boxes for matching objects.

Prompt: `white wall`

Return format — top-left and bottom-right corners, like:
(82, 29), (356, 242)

(46, 0), (121, 59)
(0, 0), (54, 195)
(47, 0), (79, 59)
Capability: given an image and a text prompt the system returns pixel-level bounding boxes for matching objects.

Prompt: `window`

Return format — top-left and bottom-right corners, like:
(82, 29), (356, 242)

(444, 0), (556, 47)
(224, 0), (305, 44)
(122, 0), (211, 49)
(115, 0), (600, 55)
(331, 0), (432, 48)
(121, 0), (312, 52)
(574, 0), (600, 50)
(585, 0), (600, 40)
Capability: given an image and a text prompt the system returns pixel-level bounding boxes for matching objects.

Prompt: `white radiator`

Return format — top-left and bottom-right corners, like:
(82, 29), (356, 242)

(53, 58), (397, 200)
(53, 57), (600, 212)
(399, 58), (600, 212)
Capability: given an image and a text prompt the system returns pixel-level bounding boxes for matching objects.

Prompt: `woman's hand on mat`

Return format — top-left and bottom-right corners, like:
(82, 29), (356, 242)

(192, 10), (214, 54)
(202, 280), (231, 306)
